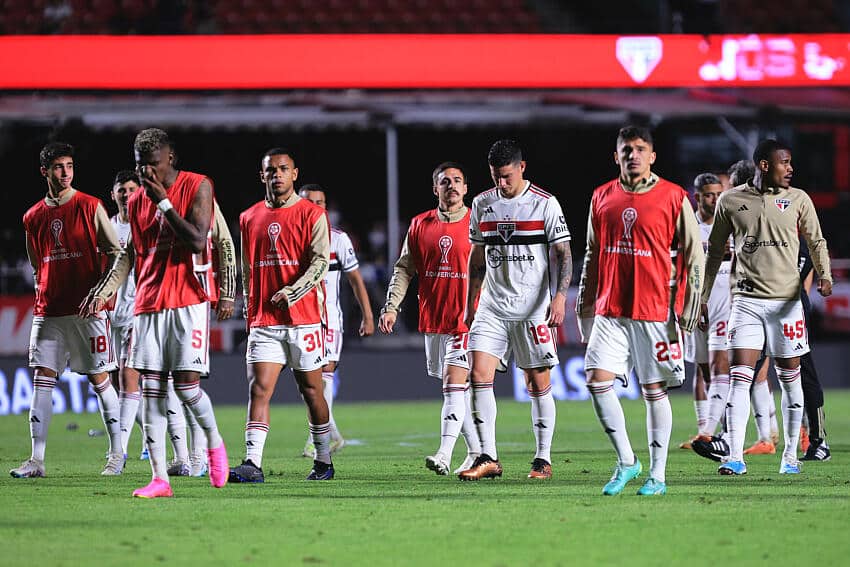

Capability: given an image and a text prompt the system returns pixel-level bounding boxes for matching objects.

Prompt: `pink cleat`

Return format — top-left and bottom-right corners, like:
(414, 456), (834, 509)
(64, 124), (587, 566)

(207, 441), (229, 488)
(132, 477), (173, 499)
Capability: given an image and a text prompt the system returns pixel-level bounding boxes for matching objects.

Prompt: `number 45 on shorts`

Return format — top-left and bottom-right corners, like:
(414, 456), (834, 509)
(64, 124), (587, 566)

(782, 320), (804, 341)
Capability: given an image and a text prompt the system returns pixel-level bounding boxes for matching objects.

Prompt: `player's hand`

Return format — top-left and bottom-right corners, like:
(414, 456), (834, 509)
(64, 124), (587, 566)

(547, 292), (567, 328)
(463, 307), (476, 330)
(270, 289), (289, 309)
(818, 278), (832, 297)
(697, 303), (709, 331)
(138, 165), (167, 203)
(79, 291), (106, 318)
(378, 311), (396, 334)
(578, 318), (594, 344)
(360, 316), (375, 337)
(216, 299), (235, 321)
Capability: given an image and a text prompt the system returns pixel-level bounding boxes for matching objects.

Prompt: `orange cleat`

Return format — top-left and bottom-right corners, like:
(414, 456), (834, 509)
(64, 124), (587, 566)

(679, 435), (699, 450)
(458, 454), (503, 481)
(527, 458), (552, 479)
(800, 426), (810, 453)
(743, 440), (776, 455)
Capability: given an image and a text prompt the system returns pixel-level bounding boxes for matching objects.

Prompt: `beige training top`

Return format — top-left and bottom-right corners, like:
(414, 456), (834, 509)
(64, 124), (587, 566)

(702, 182), (831, 303)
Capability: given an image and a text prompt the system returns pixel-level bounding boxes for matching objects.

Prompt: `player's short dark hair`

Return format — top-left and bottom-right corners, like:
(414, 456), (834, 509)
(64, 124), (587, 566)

(113, 170), (139, 187)
(693, 173), (722, 191)
(261, 147), (296, 167)
(752, 139), (791, 164)
(134, 128), (175, 158)
(432, 161), (467, 185)
(39, 142), (74, 169)
(487, 140), (522, 168)
(617, 125), (654, 146)
(300, 183), (324, 194)
(727, 159), (755, 186)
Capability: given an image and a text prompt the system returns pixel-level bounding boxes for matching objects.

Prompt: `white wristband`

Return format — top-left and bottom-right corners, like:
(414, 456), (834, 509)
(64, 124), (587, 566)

(156, 198), (173, 213)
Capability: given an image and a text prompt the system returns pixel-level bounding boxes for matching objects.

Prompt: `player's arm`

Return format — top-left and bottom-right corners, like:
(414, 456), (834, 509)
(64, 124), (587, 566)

(140, 166), (212, 253)
(797, 192), (833, 297)
(549, 242), (572, 327)
(378, 231), (416, 334)
(464, 243), (486, 328)
(345, 269), (375, 336)
(240, 222), (251, 323)
(24, 232), (38, 289)
(271, 214), (330, 308)
(675, 195), (705, 333)
(575, 202), (599, 341)
(93, 203), (122, 264)
(211, 201), (236, 321)
(701, 196), (732, 306)
(81, 232), (135, 317)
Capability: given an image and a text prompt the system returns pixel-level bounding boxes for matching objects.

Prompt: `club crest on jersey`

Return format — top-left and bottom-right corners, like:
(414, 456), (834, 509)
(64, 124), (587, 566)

(50, 218), (63, 248)
(438, 235), (453, 264)
(497, 222), (515, 243)
(775, 198), (791, 212)
(621, 207), (637, 240)
(267, 222), (282, 250)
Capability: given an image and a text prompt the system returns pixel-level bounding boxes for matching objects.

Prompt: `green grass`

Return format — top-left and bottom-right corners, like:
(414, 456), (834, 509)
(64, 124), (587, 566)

(2, 392), (850, 567)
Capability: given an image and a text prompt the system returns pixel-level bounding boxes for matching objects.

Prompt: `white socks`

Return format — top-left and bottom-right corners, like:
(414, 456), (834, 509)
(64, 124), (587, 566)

(322, 372), (340, 439)
(529, 384), (556, 463)
(703, 373), (729, 436)
(173, 380), (223, 449)
(29, 372), (56, 462)
(119, 390), (141, 455)
(471, 382), (498, 460)
(644, 388), (672, 483)
(776, 366), (804, 461)
(694, 400), (708, 434)
(92, 377), (122, 456)
(588, 381), (635, 467)
(726, 365), (755, 461)
(460, 386), (482, 456)
(166, 381), (189, 462)
(750, 379), (774, 443)
(310, 422), (332, 464)
(141, 375), (169, 480)
(245, 421), (269, 467)
(437, 384), (466, 459)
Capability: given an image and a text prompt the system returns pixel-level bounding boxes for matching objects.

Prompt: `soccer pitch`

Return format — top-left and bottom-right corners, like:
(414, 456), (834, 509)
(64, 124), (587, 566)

(2, 393), (849, 567)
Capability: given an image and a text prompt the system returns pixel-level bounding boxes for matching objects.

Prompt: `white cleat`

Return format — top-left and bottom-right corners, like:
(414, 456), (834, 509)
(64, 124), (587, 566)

(330, 435), (346, 455)
(166, 458), (190, 476)
(190, 452), (208, 477)
(10, 458), (46, 478)
(101, 453), (126, 476)
(425, 454), (450, 476)
(453, 453), (480, 475)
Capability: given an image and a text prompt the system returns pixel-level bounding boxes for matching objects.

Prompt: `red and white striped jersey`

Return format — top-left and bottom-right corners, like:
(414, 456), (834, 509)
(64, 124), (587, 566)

(469, 182), (570, 321)
(325, 228), (358, 330)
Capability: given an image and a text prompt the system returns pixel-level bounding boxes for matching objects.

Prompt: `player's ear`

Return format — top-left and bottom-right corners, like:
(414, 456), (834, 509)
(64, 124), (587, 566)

(519, 160), (526, 173)
(649, 151), (656, 165)
(40, 166), (48, 178)
(292, 167), (299, 182)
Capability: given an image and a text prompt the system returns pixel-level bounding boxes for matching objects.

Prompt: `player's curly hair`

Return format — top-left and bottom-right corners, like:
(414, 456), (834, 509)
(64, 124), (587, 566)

(727, 159), (755, 186)
(39, 142), (74, 169)
(134, 128), (175, 158)
(487, 140), (522, 168)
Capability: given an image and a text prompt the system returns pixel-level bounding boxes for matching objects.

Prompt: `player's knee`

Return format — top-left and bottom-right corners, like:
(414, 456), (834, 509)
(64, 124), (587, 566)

(249, 378), (274, 401)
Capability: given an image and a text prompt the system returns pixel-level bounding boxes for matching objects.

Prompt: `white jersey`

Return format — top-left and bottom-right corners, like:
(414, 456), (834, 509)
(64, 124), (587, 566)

(108, 215), (136, 328)
(324, 228), (359, 330)
(469, 181), (570, 320)
(697, 214), (732, 302)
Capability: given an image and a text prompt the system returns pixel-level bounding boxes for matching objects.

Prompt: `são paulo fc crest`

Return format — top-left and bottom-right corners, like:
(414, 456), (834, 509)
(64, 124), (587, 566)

(775, 198), (791, 212)
(267, 222), (281, 249)
(497, 222), (515, 243)
(50, 218), (63, 248)
(438, 235), (453, 264)
(616, 36), (663, 84)
(621, 207), (637, 240)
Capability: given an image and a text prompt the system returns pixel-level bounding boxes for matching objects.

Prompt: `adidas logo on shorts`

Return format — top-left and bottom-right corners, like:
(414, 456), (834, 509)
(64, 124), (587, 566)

(193, 357), (203, 365)
(314, 356), (323, 364)
(738, 205), (749, 211)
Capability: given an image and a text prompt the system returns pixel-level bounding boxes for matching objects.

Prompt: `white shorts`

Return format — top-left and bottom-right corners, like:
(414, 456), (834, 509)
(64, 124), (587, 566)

(111, 324), (133, 364)
(324, 327), (343, 363)
(684, 328), (708, 365)
(584, 315), (685, 388)
(129, 303), (210, 374)
(706, 269), (732, 352)
(424, 333), (470, 379)
(29, 314), (117, 375)
(246, 323), (325, 372)
(468, 309), (559, 370)
(726, 296), (809, 358)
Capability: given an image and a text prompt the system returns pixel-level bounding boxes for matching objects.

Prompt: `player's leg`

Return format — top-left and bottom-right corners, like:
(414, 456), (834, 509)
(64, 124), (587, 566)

(117, 329), (142, 457)
(183, 403), (208, 476)
(799, 351), (829, 460)
(702, 347), (730, 437)
(456, 382), (483, 474)
(324, 328), (345, 450)
(173, 370), (227, 487)
(525, 366), (555, 479)
(426, 333), (469, 475)
(681, 328), (708, 448)
(584, 316), (639, 494)
(640, 381), (671, 495)
(165, 378), (190, 476)
(229, 361), (283, 483)
(745, 356), (776, 455)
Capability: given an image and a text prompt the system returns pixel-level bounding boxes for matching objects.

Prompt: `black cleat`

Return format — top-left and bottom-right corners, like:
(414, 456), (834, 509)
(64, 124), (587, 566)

(801, 438), (831, 461)
(691, 435), (730, 462)
(229, 459), (265, 483)
(306, 460), (335, 480)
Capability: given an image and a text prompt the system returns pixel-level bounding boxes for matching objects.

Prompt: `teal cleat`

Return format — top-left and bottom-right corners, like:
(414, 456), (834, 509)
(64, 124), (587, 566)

(718, 460), (747, 475)
(636, 477), (667, 496)
(602, 458), (642, 495)
(779, 459), (802, 475)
